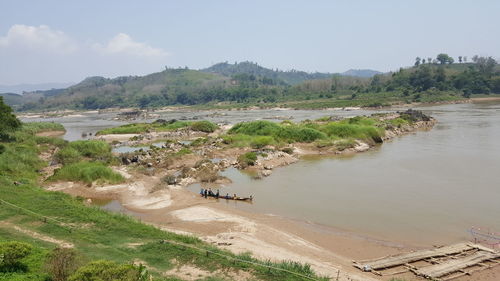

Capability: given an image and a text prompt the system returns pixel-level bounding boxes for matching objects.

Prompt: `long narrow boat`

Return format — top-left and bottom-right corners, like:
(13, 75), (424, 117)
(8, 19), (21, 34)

(200, 194), (253, 202)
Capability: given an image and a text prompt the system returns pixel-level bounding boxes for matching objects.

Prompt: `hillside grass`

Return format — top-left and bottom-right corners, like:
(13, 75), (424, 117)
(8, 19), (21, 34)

(48, 161), (124, 185)
(0, 122), (326, 281)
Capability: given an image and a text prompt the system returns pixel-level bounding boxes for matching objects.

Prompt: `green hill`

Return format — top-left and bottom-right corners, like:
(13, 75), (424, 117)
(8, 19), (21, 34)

(202, 61), (333, 85)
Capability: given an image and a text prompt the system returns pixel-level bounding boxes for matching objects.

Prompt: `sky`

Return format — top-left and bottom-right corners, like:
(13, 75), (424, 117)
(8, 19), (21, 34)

(1, 0), (499, 85)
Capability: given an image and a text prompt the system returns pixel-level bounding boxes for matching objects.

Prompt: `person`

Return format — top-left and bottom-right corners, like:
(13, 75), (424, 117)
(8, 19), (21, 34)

(215, 189), (220, 199)
(204, 189), (208, 198)
(249, 195), (253, 200)
(200, 188), (204, 196)
(233, 193), (237, 200)
(208, 188), (213, 197)
(225, 193), (230, 199)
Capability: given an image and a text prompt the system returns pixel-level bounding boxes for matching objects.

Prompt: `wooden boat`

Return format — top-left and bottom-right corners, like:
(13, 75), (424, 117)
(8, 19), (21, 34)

(200, 194), (253, 202)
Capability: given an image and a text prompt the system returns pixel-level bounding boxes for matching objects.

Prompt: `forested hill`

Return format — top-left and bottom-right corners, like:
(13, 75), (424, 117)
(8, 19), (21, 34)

(201, 61), (333, 85)
(5, 55), (500, 111)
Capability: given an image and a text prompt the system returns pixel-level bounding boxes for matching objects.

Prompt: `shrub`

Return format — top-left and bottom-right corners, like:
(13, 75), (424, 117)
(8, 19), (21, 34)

(250, 136), (275, 148)
(49, 162), (124, 185)
(68, 260), (142, 281)
(229, 120), (281, 136)
(55, 147), (82, 165)
(237, 152), (257, 168)
(0, 241), (32, 271)
(190, 121), (218, 133)
(281, 147), (294, 154)
(45, 247), (81, 281)
(68, 140), (111, 158)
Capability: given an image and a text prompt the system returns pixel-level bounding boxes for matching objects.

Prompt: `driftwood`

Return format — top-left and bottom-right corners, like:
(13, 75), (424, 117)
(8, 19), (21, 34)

(353, 243), (500, 280)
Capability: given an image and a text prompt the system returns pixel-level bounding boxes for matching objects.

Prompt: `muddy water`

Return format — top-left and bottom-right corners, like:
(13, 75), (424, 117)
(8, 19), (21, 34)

(189, 101), (500, 245)
(20, 102), (500, 245)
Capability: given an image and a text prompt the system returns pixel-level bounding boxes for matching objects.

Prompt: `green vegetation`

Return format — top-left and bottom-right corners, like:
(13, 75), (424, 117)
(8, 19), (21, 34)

(96, 120), (218, 135)
(0, 96), (21, 140)
(21, 122), (65, 134)
(68, 260), (144, 281)
(48, 161), (124, 185)
(237, 152), (258, 167)
(190, 120), (218, 133)
(226, 118), (385, 150)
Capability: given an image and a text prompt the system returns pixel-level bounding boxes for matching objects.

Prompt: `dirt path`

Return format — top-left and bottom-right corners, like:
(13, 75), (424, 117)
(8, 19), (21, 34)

(0, 221), (74, 248)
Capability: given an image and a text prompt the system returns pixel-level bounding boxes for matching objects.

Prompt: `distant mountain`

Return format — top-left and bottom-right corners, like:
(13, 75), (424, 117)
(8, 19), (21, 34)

(0, 82), (75, 94)
(340, 69), (382, 78)
(0, 93), (24, 107)
(201, 61), (332, 85)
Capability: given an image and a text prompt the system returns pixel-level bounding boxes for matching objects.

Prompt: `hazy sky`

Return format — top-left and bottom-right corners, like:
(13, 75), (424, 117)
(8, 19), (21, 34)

(1, 0), (499, 84)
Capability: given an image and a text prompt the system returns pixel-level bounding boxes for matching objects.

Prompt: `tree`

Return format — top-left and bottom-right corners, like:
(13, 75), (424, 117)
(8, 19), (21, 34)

(474, 56), (497, 75)
(422, 58), (426, 64)
(436, 53), (453, 64)
(45, 248), (81, 281)
(0, 241), (32, 271)
(458, 56), (463, 63)
(0, 97), (21, 139)
(415, 57), (421, 66)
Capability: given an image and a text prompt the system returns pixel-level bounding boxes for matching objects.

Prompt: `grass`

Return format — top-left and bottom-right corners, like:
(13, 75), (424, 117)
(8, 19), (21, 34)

(48, 161), (124, 185)
(96, 120), (218, 135)
(21, 122), (65, 134)
(226, 118), (384, 149)
(0, 121), (327, 281)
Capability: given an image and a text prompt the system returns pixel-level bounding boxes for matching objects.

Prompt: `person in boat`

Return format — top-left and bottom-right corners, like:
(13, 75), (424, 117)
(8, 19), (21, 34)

(200, 188), (204, 196)
(225, 193), (230, 199)
(233, 193), (237, 200)
(249, 195), (253, 200)
(208, 188), (213, 197)
(215, 189), (220, 199)
(204, 188), (208, 198)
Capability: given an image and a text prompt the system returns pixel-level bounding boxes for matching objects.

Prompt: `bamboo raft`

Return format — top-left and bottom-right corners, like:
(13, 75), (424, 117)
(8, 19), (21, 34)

(353, 243), (500, 280)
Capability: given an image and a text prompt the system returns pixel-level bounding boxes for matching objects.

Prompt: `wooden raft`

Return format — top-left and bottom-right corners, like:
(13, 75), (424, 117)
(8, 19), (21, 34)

(353, 243), (500, 280)
(413, 251), (500, 280)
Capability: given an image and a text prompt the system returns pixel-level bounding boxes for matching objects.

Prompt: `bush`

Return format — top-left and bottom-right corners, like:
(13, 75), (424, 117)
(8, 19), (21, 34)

(55, 147), (82, 165)
(49, 162), (124, 185)
(190, 121), (218, 133)
(68, 140), (111, 158)
(237, 152), (257, 168)
(0, 241), (32, 271)
(45, 247), (81, 281)
(22, 122), (65, 134)
(68, 260), (142, 281)
(229, 120), (282, 136)
(250, 136), (275, 148)
(281, 147), (294, 154)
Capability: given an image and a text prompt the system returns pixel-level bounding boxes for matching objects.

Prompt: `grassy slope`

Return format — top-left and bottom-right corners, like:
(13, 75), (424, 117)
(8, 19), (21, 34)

(0, 123), (324, 281)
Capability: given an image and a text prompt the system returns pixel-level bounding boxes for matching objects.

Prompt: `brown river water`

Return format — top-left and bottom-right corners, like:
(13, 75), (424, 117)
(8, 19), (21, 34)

(21, 101), (500, 246)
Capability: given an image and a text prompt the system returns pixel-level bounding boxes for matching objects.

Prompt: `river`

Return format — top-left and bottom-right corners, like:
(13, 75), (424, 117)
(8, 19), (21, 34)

(21, 101), (500, 245)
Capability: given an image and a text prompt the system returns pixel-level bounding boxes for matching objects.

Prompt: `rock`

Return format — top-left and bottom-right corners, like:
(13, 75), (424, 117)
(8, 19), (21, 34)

(264, 165), (273, 170)
(147, 162), (153, 168)
(354, 142), (370, 152)
(261, 170), (272, 177)
(121, 157), (131, 165)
